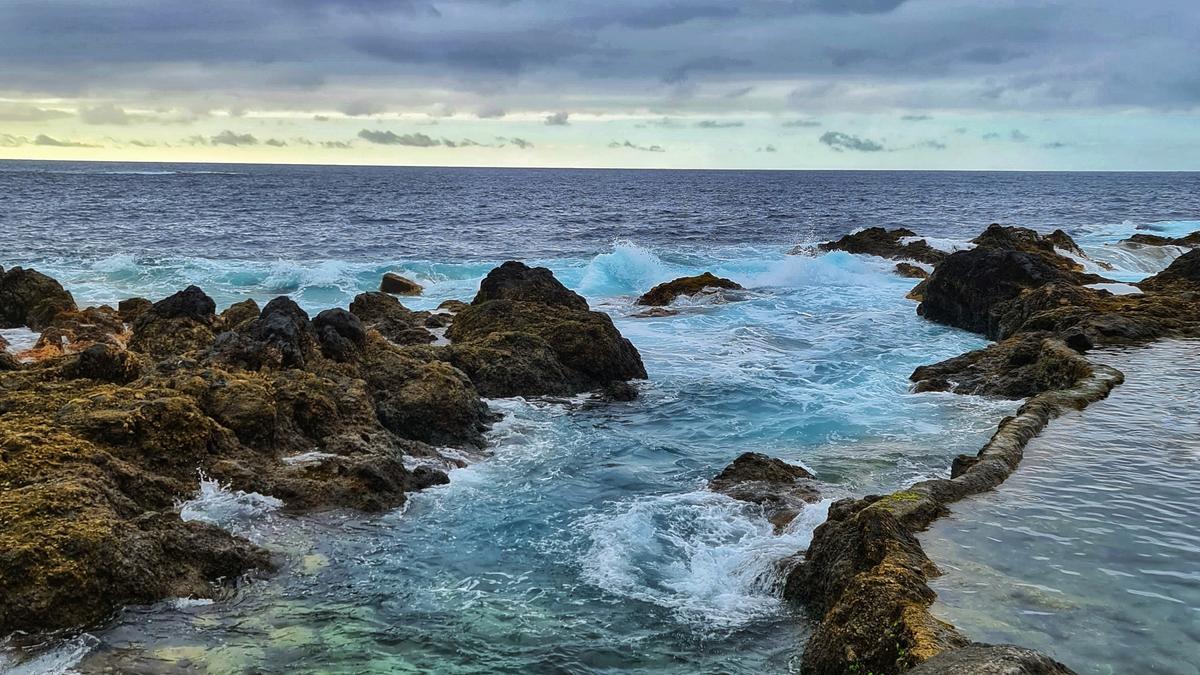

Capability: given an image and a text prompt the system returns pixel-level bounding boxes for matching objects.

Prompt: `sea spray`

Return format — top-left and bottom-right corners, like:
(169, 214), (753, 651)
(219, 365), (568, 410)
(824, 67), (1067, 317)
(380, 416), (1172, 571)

(177, 471), (283, 537)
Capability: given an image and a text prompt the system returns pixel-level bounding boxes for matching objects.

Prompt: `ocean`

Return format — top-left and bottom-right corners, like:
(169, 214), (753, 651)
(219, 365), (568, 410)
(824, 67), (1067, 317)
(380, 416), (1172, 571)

(1, 161), (1198, 674)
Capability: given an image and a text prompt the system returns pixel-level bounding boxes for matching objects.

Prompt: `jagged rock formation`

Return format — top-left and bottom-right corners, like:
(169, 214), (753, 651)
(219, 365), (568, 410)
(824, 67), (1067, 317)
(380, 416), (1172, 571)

(636, 272), (744, 306)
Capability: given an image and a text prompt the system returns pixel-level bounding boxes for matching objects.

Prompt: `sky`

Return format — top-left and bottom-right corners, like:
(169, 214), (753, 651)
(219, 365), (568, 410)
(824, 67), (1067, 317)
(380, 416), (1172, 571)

(0, 0), (1197, 170)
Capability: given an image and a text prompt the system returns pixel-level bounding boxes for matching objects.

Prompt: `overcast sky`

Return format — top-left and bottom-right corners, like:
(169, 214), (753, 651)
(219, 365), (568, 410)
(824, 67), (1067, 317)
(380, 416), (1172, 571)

(1, 0), (1197, 169)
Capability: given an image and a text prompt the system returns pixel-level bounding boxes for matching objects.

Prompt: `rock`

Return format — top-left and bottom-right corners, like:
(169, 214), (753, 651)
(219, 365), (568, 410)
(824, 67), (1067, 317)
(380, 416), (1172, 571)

(817, 227), (947, 265)
(222, 296), (318, 370)
(128, 286), (219, 358)
(473, 261), (588, 311)
(446, 294), (647, 397)
(0, 266), (78, 330)
(312, 308), (367, 362)
(970, 224), (1088, 274)
(1123, 230), (1200, 248)
(219, 298), (260, 329)
(380, 272), (423, 295)
(909, 644), (1076, 675)
(360, 336), (490, 447)
(437, 299), (469, 313)
(66, 344), (141, 383)
(917, 248), (1104, 339)
(910, 335), (1093, 398)
(631, 307), (679, 318)
(117, 297), (152, 323)
(151, 285), (217, 321)
(348, 292), (434, 345)
(1139, 248), (1200, 292)
(33, 306), (128, 357)
(636, 272), (744, 306)
(597, 380), (639, 402)
(709, 452), (820, 532)
(895, 262), (929, 279)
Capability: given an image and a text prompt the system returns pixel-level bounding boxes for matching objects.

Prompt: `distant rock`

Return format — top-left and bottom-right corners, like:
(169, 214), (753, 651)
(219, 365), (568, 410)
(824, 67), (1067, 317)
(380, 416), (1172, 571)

(636, 272), (743, 306)
(816, 227), (946, 265)
(895, 262), (929, 279)
(0, 266), (78, 330)
(437, 299), (468, 314)
(1122, 231), (1200, 248)
(709, 452), (820, 532)
(380, 272), (423, 295)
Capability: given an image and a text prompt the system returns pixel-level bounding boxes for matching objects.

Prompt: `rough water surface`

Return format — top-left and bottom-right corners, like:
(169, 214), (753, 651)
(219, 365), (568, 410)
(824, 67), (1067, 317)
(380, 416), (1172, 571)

(1, 163), (1198, 673)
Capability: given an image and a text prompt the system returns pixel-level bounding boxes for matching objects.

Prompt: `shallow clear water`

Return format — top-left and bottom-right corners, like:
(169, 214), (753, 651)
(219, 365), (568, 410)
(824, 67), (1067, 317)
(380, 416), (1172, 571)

(0, 163), (1197, 673)
(924, 340), (1200, 675)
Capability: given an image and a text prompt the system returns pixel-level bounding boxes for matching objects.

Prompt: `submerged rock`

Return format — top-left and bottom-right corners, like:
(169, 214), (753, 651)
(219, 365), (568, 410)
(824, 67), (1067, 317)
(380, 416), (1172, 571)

(636, 272), (743, 306)
(709, 452), (820, 532)
(909, 644), (1076, 675)
(380, 272), (423, 295)
(816, 227), (947, 265)
(0, 266), (78, 331)
(895, 262), (929, 279)
(445, 262), (647, 397)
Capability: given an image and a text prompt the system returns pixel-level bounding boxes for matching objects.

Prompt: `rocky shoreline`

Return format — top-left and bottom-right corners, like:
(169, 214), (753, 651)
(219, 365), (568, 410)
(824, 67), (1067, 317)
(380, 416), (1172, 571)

(780, 225), (1200, 674)
(0, 261), (645, 637)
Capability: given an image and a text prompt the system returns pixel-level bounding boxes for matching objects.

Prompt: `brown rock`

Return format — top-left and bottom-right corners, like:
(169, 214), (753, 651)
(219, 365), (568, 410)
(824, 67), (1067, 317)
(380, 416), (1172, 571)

(816, 227), (947, 265)
(636, 272), (744, 306)
(380, 272), (423, 295)
(709, 452), (820, 532)
(0, 266), (78, 330)
(895, 262), (929, 279)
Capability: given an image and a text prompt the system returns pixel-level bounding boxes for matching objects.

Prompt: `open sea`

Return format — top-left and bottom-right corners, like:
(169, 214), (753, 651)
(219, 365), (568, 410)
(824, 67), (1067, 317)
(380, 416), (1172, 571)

(1, 161), (1198, 674)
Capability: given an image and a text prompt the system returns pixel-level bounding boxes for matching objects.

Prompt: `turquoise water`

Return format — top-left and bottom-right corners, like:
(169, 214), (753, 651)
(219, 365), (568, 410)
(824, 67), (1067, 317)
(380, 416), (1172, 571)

(924, 340), (1200, 675)
(2, 163), (1198, 673)
(10, 244), (1019, 674)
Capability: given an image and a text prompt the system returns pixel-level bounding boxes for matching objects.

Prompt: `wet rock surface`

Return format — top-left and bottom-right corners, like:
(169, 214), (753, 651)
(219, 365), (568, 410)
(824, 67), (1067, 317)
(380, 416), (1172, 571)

(1122, 230), (1200, 248)
(709, 452), (820, 532)
(0, 266), (78, 331)
(0, 261), (647, 638)
(380, 272), (423, 295)
(909, 644), (1076, 675)
(911, 335), (1092, 399)
(1138, 248), (1200, 291)
(895, 262), (929, 279)
(445, 261), (647, 397)
(817, 227), (947, 265)
(636, 272), (744, 306)
(349, 292), (436, 346)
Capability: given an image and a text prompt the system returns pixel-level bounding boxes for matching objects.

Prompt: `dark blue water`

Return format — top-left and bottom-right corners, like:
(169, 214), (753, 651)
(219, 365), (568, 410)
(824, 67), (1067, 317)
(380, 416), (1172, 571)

(1, 161), (1197, 674)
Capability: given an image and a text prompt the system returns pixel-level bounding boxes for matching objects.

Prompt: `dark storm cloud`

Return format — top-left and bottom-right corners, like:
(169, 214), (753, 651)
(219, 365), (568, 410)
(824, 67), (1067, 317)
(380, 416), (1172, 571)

(544, 111), (570, 126)
(0, 0), (1198, 114)
(357, 129), (440, 146)
(819, 131), (885, 152)
(608, 139), (665, 152)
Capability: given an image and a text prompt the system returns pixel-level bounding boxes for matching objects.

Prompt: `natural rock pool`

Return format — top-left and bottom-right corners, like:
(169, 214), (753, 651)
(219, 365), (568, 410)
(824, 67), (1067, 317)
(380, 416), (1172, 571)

(924, 339), (1200, 675)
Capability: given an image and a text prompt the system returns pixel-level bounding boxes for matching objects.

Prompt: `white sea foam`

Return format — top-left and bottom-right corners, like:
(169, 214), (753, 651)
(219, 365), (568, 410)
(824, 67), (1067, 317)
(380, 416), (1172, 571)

(176, 471), (282, 533)
(578, 241), (677, 296)
(579, 491), (830, 633)
(0, 327), (40, 355)
(0, 633), (98, 675)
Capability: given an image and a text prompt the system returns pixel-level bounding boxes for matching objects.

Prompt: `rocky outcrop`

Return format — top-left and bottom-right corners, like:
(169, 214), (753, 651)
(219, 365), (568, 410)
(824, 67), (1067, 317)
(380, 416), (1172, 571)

(1123, 230), (1200, 248)
(445, 262), (647, 397)
(916, 247), (1107, 339)
(348, 292), (434, 345)
(786, 366), (1120, 674)
(33, 306), (127, 356)
(0, 266), (78, 330)
(816, 227), (947, 265)
(911, 335), (1093, 399)
(380, 272), (423, 295)
(1138, 248), (1200, 292)
(117, 297), (153, 323)
(219, 298), (260, 329)
(0, 269), (502, 637)
(709, 452), (820, 532)
(636, 272), (744, 306)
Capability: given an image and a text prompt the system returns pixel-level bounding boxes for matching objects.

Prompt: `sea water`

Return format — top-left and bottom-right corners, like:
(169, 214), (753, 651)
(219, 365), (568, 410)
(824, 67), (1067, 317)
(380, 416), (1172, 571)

(0, 163), (1197, 673)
